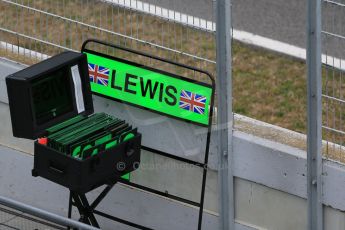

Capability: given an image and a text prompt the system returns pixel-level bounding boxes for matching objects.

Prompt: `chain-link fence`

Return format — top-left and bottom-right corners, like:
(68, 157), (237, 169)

(0, 204), (64, 230)
(0, 0), (326, 142)
(0, 196), (99, 230)
(0, 0), (216, 74)
(0, 0), (316, 139)
(3, 0), (345, 164)
(322, 0), (345, 162)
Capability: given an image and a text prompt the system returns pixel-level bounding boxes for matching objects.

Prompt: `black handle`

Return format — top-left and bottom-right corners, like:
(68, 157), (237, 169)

(49, 165), (64, 175)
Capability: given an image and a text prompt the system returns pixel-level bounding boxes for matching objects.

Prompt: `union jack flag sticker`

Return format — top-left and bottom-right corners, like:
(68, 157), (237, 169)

(179, 90), (206, 115)
(88, 63), (110, 86)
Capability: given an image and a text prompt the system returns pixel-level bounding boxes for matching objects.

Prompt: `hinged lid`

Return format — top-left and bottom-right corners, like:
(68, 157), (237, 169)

(6, 51), (94, 139)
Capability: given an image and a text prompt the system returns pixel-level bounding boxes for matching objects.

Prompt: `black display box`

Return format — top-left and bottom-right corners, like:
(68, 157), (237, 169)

(6, 52), (93, 139)
(6, 51), (141, 193)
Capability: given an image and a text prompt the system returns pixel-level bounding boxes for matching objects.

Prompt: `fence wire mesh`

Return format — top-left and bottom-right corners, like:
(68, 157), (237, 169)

(0, 204), (65, 230)
(322, 0), (345, 162)
(0, 0), (216, 77)
(4, 0), (344, 161)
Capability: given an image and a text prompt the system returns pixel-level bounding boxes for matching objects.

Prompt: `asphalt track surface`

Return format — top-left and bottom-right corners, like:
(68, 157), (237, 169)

(140, 0), (307, 48)
(139, 0), (345, 59)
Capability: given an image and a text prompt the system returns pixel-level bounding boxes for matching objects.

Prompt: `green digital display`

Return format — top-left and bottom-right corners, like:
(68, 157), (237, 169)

(84, 52), (213, 126)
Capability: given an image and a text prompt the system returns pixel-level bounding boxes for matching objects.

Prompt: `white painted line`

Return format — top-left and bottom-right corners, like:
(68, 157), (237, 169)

(104, 0), (215, 31)
(233, 30), (305, 59)
(237, 29), (345, 70)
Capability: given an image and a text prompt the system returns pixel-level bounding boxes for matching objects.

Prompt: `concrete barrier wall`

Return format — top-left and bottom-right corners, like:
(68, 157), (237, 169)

(1, 57), (345, 229)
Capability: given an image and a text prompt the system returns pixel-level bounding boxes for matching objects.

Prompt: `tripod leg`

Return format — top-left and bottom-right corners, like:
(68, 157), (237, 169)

(78, 194), (100, 228)
(67, 192), (72, 230)
(71, 192), (92, 226)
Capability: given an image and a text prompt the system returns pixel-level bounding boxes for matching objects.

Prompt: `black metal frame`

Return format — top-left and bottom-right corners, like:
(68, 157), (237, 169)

(73, 39), (215, 230)
(67, 182), (154, 230)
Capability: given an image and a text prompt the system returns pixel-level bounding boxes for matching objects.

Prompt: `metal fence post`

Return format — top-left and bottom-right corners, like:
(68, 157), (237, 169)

(216, 0), (235, 229)
(307, 0), (323, 229)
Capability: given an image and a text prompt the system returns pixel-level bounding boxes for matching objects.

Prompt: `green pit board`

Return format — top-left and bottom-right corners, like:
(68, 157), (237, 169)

(84, 52), (213, 126)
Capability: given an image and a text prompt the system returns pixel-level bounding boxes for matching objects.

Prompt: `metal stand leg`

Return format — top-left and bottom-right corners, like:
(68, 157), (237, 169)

(67, 183), (116, 229)
(71, 192), (100, 228)
(67, 193), (72, 230)
(197, 167), (208, 230)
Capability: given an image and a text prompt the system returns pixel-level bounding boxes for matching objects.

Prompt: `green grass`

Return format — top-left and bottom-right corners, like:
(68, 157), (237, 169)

(232, 42), (307, 133)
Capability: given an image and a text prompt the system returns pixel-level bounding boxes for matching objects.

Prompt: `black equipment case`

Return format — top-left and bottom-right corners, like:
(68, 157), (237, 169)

(6, 51), (141, 193)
